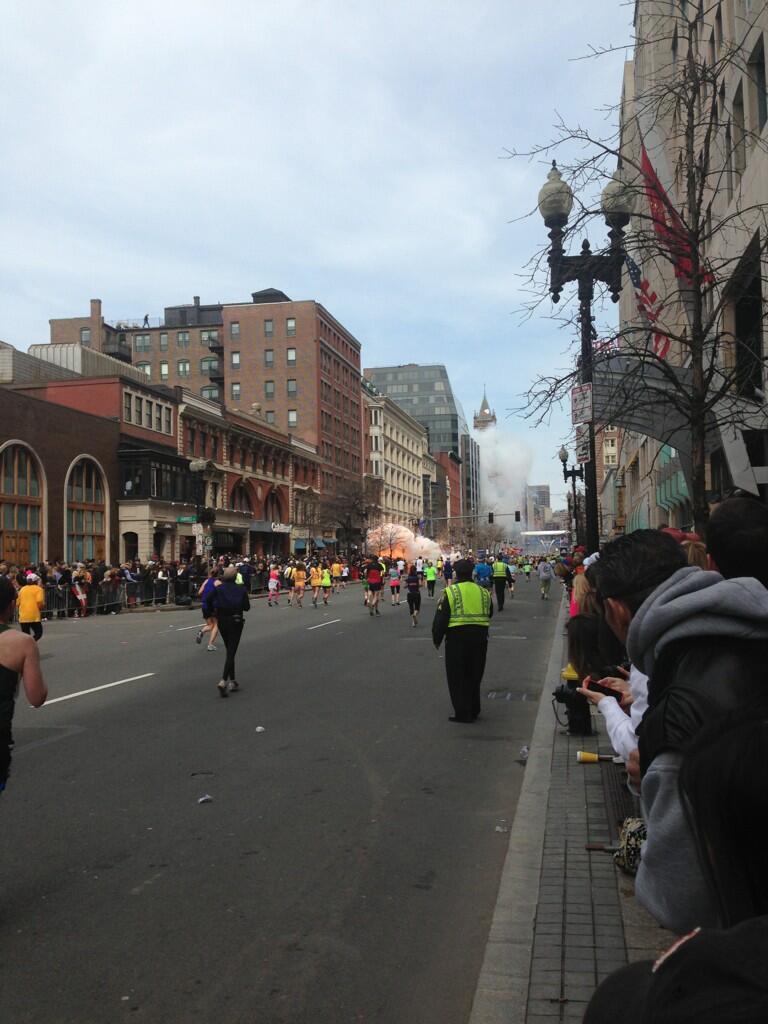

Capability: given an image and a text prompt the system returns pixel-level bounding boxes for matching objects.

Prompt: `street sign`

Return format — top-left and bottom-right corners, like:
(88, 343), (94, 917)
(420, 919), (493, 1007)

(571, 383), (593, 425)
(576, 424), (591, 464)
(177, 515), (197, 524)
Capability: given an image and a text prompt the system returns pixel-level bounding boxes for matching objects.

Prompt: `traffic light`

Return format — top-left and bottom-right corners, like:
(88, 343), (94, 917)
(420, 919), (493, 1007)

(488, 512), (494, 524)
(515, 511), (521, 522)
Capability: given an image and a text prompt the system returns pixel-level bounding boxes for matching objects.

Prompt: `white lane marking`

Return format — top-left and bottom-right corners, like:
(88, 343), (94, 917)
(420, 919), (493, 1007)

(43, 673), (156, 706)
(156, 623), (200, 634)
(307, 618), (342, 631)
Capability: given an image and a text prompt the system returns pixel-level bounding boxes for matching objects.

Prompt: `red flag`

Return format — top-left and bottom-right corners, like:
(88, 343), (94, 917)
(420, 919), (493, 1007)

(640, 143), (714, 285)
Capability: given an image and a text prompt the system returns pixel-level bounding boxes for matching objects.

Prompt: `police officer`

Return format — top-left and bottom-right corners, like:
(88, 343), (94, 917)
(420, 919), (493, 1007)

(432, 559), (493, 723)
(491, 553), (514, 612)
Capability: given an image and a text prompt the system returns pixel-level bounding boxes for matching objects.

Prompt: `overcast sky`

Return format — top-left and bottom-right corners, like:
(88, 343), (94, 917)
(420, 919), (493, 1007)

(1, 1), (633, 508)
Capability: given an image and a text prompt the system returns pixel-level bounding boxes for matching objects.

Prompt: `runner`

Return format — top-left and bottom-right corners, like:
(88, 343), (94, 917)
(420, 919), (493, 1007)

(365, 557), (383, 616)
(17, 573), (45, 642)
(341, 562), (350, 588)
(425, 560), (438, 597)
(267, 563), (281, 606)
(0, 577), (47, 795)
(405, 563), (421, 627)
(523, 560), (532, 582)
(388, 564), (401, 605)
(291, 562), (307, 607)
(195, 567), (221, 651)
(210, 566), (250, 697)
(309, 562), (322, 607)
(320, 562), (333, 605)
(415, 556), (425, 587)
(397, 557), (406, 577)
(331, 558), (343, 594)
(436, 556), (443, 578)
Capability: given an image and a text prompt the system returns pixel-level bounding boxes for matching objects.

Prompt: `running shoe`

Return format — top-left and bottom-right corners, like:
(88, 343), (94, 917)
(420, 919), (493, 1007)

(195, 629), (203, 645)
(217, 681), (228, 698)
(207, 644), (217, 652)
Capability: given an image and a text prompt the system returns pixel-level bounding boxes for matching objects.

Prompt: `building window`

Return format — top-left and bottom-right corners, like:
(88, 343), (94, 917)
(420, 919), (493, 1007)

(265, 380), (275, 398)
(80, 327), (91, 345)
(159, 332), (168, 351)
(135, 397), (143, 423)
(231, 351), (240, 368)
(201, 329), (219, 346)
(288, 409), (298, 428)
(287, 378), (297, 396)
(155, 405), (162, 431)
(231, 481), (252, 513)
(177, 359), (190, 377)
(231, 382), (241, 401)
(137, 362), (151, 378)
(177, 331), (190, 348)
(201, 386), (219, 401)
(0, 445), (42, 564)
(135, 334), (151, 352)
(749, 37), (768, 133)
(264, 349), (274, 367)
(145, 401), (153, 428)
(211, 435), (219, 461)
(266, 411), (275, 424)
(187, 426), (196, 455)
(159, 361), (169, 381)
(286, 318), (296, 337)
(164, 408), (172, 434)
(230, 321), (240, 339)
(734, 82), (747, 176)
(264, 319), (274, 337)
(66, 458), (106, 563)
(287, 347), (296, 366)
(124, 393), (132, 422)
(200, 356), (219, 373)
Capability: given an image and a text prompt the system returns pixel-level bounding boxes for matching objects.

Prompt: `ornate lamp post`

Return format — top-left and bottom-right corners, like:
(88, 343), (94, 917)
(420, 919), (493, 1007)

(539, 164), (634, 553)
(559, 445), (583, 547)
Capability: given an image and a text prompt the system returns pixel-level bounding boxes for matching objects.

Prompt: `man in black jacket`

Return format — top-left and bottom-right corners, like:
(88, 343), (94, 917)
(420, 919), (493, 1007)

(210, 566), (250, 698)
(592, 528), (768, 933)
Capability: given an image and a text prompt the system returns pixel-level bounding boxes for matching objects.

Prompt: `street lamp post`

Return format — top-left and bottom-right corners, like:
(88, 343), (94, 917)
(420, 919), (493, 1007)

(538, 164), (633, 554)
(559, 445), (584, 547)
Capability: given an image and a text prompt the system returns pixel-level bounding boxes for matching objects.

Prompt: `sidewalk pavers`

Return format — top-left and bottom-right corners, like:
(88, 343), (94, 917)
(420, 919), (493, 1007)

(470, 598), (667, 1024)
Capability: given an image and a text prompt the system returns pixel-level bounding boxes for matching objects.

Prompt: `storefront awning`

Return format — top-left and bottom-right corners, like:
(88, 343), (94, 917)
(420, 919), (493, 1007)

(313, 538), (326, 549)
(294, 539), (307, 550)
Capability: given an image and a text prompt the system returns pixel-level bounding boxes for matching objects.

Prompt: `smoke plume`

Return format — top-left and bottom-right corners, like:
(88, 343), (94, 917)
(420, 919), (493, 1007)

(475, 424), (532, 524)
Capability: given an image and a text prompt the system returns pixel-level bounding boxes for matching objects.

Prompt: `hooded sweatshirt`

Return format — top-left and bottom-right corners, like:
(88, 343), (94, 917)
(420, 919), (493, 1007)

(626, 567), (768, 935)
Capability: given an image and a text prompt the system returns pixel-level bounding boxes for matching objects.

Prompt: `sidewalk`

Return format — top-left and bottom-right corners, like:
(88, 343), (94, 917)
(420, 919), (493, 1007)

(470, 597), (668, 1024)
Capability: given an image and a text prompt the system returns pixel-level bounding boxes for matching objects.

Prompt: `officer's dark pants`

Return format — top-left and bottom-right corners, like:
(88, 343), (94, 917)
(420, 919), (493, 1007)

(445, 627), (488, 721)
(493, 578), (506, 611)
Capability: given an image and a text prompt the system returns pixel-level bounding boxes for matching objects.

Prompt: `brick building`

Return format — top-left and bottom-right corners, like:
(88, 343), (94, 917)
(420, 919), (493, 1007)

(15, 374), (320, 563)
(0, 386), (121, 566)
(48, 289), (363, 502)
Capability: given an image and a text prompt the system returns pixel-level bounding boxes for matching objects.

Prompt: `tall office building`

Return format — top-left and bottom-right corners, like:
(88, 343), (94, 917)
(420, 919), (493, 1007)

(363, 364), (480, 524)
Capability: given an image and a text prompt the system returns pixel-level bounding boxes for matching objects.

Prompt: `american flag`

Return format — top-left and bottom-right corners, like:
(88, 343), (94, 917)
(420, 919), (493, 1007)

(624, 252), (671, 360)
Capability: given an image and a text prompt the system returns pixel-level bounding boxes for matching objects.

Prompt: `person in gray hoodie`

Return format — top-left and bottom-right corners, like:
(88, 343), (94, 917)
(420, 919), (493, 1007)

(592, 529), (768, 934)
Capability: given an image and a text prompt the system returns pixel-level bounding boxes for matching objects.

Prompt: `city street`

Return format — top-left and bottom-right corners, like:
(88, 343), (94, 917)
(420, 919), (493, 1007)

(2, 578), (559, 1024)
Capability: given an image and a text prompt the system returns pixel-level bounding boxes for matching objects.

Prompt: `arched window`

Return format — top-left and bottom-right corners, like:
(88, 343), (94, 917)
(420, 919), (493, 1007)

(67, 458), (106, 562)
(264, 490), (281, 522)
(231, 481), (252, 513)
(200, 356), (219, 373)
(0, 444), (43, 564)
(201, 386), (219, 401)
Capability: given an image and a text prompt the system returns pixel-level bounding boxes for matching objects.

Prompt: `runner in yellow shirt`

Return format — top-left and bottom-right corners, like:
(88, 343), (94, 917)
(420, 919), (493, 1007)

(309, 563), (323, 607)
(291, 565), (307, 607)
(331, 560), (343, 594)
(17, 574), (45, 642)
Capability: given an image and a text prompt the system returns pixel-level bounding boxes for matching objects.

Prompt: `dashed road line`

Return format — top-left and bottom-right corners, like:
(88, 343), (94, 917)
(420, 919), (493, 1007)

(43, 673), (156, 706)
(307, 619), (342, 631)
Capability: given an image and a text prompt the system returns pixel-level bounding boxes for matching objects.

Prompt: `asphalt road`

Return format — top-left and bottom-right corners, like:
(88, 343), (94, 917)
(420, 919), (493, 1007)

(1, 575), (559, 1024)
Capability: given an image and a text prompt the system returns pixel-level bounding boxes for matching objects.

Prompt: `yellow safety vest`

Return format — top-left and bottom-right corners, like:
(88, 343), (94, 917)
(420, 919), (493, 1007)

(445, 582), (491, 628)
(492, 561), (507, 578)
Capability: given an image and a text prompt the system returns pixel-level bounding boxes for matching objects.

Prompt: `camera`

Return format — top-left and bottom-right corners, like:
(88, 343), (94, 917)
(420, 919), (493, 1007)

(552, 679), (594, 736)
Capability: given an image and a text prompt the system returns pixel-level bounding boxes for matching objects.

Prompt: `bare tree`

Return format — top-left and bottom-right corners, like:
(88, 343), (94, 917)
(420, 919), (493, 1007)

(513, 1), (768, 532)
(317, 479), (382, 554)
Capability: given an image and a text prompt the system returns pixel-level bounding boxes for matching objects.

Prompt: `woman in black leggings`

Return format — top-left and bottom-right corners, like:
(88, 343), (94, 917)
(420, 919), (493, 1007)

(405, 565), (421, 627)
(210, 567), (250, 698)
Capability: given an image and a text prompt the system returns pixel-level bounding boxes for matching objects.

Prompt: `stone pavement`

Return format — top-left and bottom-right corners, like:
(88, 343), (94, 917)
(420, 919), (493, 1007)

(470, 597), (668, 1024)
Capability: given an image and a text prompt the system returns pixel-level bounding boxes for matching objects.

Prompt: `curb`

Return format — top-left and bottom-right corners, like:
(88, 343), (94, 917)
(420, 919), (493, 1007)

(469, 595), (567, 1024)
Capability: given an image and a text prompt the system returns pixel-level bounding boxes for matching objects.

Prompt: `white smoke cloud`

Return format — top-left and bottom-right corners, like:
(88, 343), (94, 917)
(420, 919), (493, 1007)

(366, 523), (443, 562)
(475, 424), (532, 525)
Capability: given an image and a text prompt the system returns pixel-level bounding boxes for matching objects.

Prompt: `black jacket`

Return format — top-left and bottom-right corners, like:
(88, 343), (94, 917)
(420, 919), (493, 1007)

(211, 581), (250, 617)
